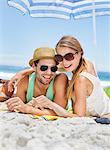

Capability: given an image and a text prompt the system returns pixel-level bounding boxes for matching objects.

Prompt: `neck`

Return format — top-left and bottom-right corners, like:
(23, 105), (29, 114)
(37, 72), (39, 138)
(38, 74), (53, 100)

(35, 77), (49, 91)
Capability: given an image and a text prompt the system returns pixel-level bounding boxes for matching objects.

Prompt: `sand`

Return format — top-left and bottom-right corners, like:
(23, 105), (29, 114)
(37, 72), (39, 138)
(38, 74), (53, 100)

(0, 110), (110, 150)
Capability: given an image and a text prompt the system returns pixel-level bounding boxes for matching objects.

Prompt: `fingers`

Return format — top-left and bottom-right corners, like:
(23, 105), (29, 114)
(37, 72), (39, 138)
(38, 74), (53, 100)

(6, 97), (21, 112)
(32, 96), (53, 109)
(29, 95), (53, 110)
(33, 95), (48, 103)
(8, 81), (14, 92)
(8, 74), (24, 92)
(32, 96), (45, 105)
(31, 97), (46, 110)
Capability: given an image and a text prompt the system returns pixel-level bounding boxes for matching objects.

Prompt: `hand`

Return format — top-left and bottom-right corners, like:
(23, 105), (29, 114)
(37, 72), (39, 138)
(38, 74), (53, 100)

(27, 99), (44, 110)
(6, 97), (26, 113)
(32, 96), (71, 117)
(8, 81), (15, 93)
(32, 95), (54, 110)
(8, 73), (25, 92)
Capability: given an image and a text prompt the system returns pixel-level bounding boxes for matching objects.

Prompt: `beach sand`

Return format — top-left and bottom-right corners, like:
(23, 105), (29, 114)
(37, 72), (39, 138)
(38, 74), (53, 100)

(0, 106), (110, 150)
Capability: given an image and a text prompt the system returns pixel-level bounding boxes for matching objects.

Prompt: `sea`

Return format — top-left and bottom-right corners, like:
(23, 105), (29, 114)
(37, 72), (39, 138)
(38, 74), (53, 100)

(0, 65), (110, 87)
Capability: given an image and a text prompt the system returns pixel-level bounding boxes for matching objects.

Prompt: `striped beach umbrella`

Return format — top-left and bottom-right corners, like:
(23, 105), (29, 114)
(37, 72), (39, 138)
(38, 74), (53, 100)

(7, 0), (110, 44)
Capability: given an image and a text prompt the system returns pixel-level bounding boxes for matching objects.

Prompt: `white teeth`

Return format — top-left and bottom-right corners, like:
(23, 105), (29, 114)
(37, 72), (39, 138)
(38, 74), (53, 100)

(64, 64), (72, 68)
(43, 76), (51, 79)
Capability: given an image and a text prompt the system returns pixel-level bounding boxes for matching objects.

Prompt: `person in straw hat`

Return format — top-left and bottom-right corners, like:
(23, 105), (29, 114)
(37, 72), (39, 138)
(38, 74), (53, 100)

(9, 36), (110, 120)
(6, 47), (69, 116)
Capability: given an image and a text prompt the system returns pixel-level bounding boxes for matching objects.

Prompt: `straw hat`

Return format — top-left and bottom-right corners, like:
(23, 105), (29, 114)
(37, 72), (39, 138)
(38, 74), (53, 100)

(29, 47), (55, 66)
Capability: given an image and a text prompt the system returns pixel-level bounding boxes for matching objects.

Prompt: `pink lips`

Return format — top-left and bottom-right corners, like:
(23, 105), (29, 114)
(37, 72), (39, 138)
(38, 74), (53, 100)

(64, 64), (72, 69)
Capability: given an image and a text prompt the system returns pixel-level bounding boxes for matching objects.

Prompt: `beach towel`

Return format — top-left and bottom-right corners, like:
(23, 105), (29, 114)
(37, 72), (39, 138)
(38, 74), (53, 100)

(0, 102), (8, 111)
(0, 102), (61, 120)
(31, 115), (61, 121)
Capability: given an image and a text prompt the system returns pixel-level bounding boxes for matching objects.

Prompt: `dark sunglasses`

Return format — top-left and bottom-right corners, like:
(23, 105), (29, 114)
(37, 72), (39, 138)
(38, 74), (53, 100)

(55, 52), (78, 62)
(39, 65), (58, 72)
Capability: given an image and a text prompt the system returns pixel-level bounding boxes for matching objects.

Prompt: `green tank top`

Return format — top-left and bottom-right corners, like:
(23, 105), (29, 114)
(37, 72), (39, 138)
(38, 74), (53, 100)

(26, 72), (54, 102)
(26, 72), (73, 112)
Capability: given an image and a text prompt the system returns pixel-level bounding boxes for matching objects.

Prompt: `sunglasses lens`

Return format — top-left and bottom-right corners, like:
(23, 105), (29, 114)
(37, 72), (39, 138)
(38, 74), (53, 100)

(40, 65), (57, 72)
(40, 65), (48, 71)
(64, 53), (74, 61)
(51, 66), (58, 72)
(55, 55), (63, 62)
(55, 53), (76, 62)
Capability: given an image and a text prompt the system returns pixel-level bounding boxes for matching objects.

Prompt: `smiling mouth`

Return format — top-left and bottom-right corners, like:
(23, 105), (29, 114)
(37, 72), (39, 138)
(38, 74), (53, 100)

(64, 64), (72, 69)
(43, 76), (51, 80)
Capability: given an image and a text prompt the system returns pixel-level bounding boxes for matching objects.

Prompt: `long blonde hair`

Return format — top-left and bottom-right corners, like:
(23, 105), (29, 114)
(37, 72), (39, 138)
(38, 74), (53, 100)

(56, 36), (87, 99)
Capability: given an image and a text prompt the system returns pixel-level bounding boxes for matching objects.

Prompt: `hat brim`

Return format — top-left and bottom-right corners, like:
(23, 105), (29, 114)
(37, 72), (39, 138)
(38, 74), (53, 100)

(29, 56), (55, 66)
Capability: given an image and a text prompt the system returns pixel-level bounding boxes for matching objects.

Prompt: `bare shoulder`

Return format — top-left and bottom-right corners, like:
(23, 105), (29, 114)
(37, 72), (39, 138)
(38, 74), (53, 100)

(54, 73), (68, 90)
(55, 73), (68, 83)
(17, 75), (29, 89)
(74, 76), (87, 93)
(53, 73), (68, 100)
(85, 59), (97, 76)
(75, 76), (86, 85)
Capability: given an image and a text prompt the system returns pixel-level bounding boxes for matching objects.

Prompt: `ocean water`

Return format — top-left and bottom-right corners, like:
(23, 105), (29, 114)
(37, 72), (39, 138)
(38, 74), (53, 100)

(0, 65), (29, 79)
(0, 65), (110, 87)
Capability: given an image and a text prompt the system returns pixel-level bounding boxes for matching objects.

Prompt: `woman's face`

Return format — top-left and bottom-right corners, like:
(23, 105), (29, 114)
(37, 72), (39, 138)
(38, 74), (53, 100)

(56, 47), (81, 72)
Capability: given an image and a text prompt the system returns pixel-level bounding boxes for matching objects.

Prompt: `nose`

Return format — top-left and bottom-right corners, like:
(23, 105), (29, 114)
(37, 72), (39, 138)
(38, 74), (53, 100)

(57, 62), (63, 68)
(62, 58), (69, 66)
(46, 68), (52, 75)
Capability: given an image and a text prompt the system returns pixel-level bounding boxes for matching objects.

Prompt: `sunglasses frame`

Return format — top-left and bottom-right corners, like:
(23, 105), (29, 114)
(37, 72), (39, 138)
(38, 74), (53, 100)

(55, 52), (78, 63)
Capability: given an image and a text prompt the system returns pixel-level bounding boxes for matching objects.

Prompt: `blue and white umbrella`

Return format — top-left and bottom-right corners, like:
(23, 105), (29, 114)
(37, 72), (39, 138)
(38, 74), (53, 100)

(7, 0), (110, 44)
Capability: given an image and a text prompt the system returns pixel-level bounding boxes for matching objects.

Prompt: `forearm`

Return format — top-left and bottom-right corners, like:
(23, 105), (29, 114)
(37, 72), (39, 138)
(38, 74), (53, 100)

(17, 68), (34, 76)
(50, 102), (78, 118)
(20, 68), (34, 76)
(24, 105), (56, 116)
(10, 68), (34, 81)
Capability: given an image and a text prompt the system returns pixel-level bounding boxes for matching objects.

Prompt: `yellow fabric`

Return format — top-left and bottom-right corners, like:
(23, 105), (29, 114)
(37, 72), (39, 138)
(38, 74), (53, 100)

(31, 115), (61, 120)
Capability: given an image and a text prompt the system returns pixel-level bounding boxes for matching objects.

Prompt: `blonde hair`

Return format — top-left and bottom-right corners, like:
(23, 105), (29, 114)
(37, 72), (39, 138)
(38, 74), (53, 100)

(56, 36), (87, 99)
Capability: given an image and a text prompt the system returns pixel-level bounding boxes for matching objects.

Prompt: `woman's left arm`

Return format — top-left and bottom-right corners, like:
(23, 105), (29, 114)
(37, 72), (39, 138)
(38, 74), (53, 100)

(73, 76), (87, 116)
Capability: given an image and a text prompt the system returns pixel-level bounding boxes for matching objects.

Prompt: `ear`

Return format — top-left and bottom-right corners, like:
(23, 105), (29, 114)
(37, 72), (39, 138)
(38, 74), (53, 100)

(81, 52), (83, 55)
(32, 66), (36, 72)
(32, 62), (35, 68)
(79, 51), (83, 56)
(31, 63), (36, 71)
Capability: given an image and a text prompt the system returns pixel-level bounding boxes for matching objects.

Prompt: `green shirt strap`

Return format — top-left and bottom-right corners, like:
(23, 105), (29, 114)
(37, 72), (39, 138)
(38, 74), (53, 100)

(26, 72), (36, 103)
(26, 73), (55, 102)
(46, 76), (55, 101)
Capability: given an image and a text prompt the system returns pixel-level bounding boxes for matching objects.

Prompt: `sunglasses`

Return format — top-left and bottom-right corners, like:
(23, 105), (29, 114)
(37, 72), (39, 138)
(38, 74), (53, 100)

(55, 52), (78, 62)
(38, 65), (58, 72)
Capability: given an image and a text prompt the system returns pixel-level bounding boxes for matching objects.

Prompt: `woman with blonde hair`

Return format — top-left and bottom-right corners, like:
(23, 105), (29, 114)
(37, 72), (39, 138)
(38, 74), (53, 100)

(8, 36), (110, 119)
(54, 35), (110, 118)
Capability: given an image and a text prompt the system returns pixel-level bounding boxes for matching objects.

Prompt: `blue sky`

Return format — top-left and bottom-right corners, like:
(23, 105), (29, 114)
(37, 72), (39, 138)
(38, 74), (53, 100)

(0, 0), (110, 72)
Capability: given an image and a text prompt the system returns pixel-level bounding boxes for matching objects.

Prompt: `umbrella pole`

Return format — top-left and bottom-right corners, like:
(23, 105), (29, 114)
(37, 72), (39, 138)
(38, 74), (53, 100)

(92, 0), (97, 46)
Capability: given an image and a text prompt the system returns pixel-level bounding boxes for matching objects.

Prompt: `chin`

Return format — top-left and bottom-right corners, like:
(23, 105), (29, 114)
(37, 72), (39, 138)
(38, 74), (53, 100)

(42, 79), (51, 85)
(42, 82), (48, 85)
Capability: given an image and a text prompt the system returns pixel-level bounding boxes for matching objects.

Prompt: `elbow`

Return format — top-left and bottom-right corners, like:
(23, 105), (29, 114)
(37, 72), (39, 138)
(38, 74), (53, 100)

(76, 112), (86, 117)
(78, 114), (85, 117)
(74, 111), (86, 117)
